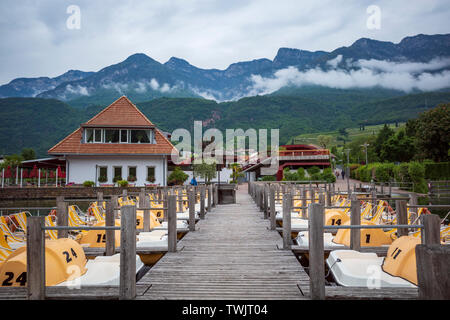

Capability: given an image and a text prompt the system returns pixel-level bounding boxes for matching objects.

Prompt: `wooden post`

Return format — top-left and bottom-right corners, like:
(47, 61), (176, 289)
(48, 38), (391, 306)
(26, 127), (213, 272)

(119, 205), (136, 300)
(416, 244), (450, 300)
(207, 184), (212, 212)
(27, 216), (45, 300)
(105, 200), (115, 256)
(269, 185), (276, 230)
(214, 183), (219, 206)
(421, 214), (441, 245)
(122, 189), (127, 199)
(302, 188), (307, 219)
(371, 189), (377, 208)
(111, 195), (118, 219)
(396, 200), (408, 237)
(56, 196), (68, 238)
(200, 186), (205, 219)
(319, 193), (325, 205)
(188, 189), (195, 231)
(282, 192), (292, 249)
(143, 194), (151, 232)
(263, 184), (268, 219)
(308, 203), (325, 300)
(326, 188), (332, 207)
(167, 195), (177, 252)
(310, 187), (315, 203)
(350, 195), (361, 251)
(409, 193), (418, 224)
(97, 191), (103, 202)
(177, 187), (183, 213)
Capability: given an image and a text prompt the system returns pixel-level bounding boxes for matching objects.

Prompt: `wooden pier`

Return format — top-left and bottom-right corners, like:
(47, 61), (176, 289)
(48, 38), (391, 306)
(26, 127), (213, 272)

(136, 185), (309, 300)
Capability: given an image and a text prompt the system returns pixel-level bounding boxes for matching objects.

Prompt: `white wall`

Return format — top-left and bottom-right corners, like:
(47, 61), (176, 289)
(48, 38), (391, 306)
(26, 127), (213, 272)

(67, 155), (166, 186)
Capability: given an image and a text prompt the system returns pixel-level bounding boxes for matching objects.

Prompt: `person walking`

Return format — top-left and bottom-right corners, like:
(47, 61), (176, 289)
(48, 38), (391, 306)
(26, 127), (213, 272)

(341, 169), (345, 180)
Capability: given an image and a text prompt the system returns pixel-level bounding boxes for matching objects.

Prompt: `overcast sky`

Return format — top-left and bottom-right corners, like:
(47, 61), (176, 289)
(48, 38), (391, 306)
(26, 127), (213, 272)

(0, 0), (449, 84)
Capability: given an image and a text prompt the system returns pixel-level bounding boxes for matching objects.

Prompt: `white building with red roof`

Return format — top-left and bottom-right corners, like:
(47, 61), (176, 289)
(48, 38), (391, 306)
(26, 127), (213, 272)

(48, 96), (175, 186)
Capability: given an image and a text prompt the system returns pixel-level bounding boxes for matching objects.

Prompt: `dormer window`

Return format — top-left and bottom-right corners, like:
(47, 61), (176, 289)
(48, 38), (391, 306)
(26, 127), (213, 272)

(83, 128), (154, 144)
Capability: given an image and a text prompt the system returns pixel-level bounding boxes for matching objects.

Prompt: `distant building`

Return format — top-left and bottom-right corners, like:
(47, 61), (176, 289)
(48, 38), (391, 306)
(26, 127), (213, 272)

(48, 96), (175, 186)
(242, 144), (331, 181)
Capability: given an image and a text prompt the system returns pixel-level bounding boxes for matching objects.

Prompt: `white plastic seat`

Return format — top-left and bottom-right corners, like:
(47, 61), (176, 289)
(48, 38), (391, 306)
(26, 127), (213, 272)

(56, 254), (144, 287)
(326, 250), (417, 288)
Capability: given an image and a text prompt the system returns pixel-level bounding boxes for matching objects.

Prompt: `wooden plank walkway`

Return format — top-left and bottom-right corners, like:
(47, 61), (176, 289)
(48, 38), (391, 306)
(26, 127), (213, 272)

(137, 184), (310, 300)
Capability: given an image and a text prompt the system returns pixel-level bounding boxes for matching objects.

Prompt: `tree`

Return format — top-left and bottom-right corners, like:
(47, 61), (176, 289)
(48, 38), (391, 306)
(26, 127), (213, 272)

(373, 124), (394, 156)
(413, 103), (450, 162)
(317, 135), (332, 149)
(193, 161), (216, 184)
(230, 163), (245, 183)
(1, 154), (23, 170)
(168, 167), (189, 185)
(380, 129), (416, 162)
(21, 148), (36, 161)
(338, 128), (348, 137)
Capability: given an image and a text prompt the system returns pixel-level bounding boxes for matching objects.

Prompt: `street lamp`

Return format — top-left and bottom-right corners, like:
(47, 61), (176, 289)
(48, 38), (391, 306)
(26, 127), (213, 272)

(361, 143), (369, 165)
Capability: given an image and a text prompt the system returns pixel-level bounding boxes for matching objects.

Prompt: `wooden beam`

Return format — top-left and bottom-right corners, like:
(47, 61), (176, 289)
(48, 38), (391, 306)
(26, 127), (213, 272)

(308, 203), (325, 300)
(188, 189), (196, 232)
(350, 195), (361, 251)
(167, 195), (177, 252)
(56, 196), (68, 238)
(105, 200), (115, 256)
(396, 200), (408, 237)
(416, 244), (450, 300)
(282, 192), (292, 249)
(269, 185), (276, 230)
(27, 216), (45, 300)
(119, 205), (136, 300)
(421, 214), (441, 245)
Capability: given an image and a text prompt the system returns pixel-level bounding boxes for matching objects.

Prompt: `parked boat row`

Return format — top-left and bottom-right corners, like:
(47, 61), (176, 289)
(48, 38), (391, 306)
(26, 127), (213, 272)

(271, 189), (449, 288)
(0, 190), (207, 287)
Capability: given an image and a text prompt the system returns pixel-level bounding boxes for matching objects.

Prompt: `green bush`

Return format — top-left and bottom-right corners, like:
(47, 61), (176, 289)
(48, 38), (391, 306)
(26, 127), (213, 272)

(321, 168), (336, 183)
(307, 166), (320, 176)
(117, 180), (128, 187)
(261, 175), (276, 181)
(310, 172), (322, 181)
(408, 162), (428, 193)
(296, 167), (306, 180)
(424, 162), (450, 180)
(283, 170), (299, 181)
(98, 175), (107, 183)
(168, 167), (189, 185)
(83, 180), (95, 187)
(375, 163), (394, 182)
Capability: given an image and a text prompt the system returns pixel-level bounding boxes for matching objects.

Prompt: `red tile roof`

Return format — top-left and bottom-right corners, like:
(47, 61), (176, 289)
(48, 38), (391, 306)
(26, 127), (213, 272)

(48, 96), (175, 155)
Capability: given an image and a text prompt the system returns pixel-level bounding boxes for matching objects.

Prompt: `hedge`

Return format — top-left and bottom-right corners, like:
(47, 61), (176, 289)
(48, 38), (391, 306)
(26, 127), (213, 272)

(355, 161), (428, 193)
(424, 162), (450, 180)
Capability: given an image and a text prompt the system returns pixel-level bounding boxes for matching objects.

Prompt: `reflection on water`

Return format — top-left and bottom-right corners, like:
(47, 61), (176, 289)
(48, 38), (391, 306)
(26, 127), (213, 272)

(0, 199), (91, 216)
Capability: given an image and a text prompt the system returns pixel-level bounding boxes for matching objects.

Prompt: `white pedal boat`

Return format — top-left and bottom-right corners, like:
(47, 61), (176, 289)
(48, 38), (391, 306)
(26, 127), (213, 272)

(177, 210), (199, 221)
(136, 230), (168, 248)
(57, 253), (144, 287)
(155, 220), (189, 231)
(326, 250), (416, 288)
(295, 231), (345, 248)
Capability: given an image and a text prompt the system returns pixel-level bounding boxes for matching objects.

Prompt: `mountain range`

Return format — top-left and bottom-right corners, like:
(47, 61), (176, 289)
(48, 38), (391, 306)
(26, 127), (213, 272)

(1, 33), (449, 106)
